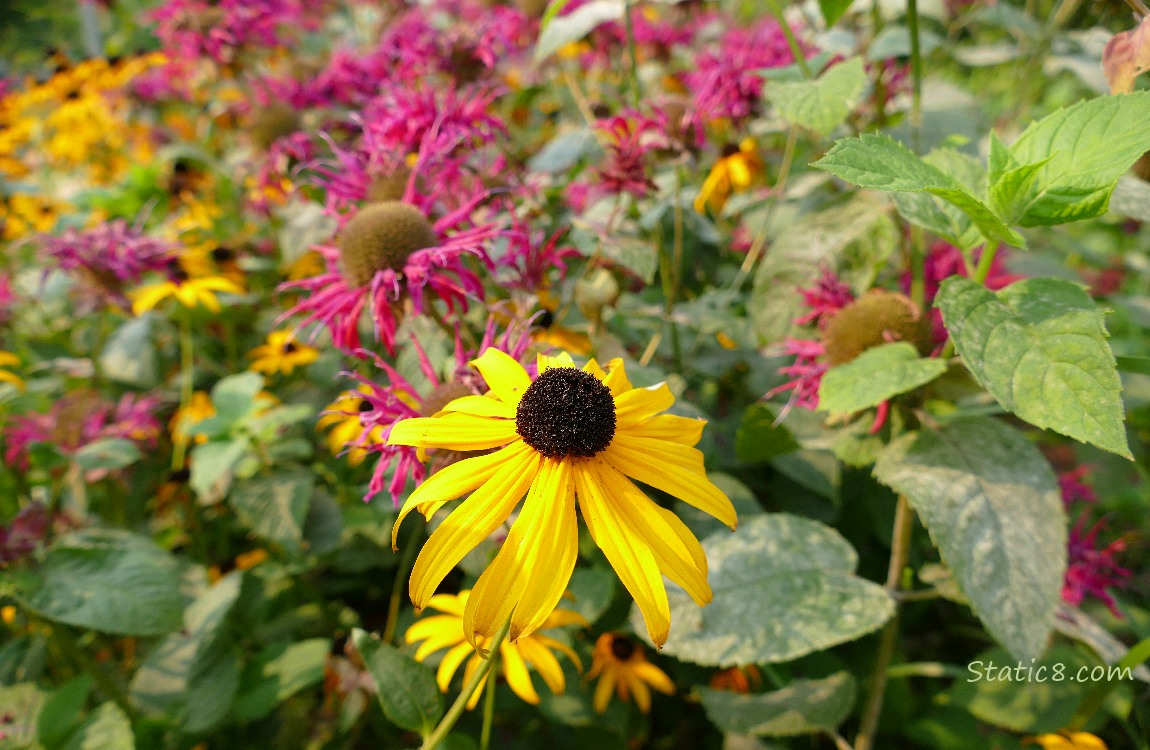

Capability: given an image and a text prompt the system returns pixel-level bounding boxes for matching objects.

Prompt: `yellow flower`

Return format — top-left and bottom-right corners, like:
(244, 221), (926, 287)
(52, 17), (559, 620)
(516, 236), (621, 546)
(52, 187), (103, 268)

(130, 275), (245, 316)
(248, 330), (320, 375)
(235, 548), (270, 571)
(170, 391), (218, 447)
(388, 349), (736, 648)
(405, 590), (585, 709)
(586, 633), (674, 713)
(285, 250), (327, 281)
(1026, 732), (1108, 750)
(693, 137), (763, 214)
(2, 194), (63, 240)
(0, 351), (25, 391)
(317, 387), (383, 466)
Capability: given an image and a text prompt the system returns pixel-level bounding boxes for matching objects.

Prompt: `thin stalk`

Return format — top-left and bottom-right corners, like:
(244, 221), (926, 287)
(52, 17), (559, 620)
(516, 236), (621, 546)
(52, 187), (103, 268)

(906, 0), (924, 153)
(382, 517), (424, 645)
(421, 618), (512, 750)
(479, 647), (500, 750)
(908, 225), (926, 311)
(622, 0), (642, 108)
(171, 315), (195, 471)
(763, 0), (812, 78)
(972, 240), (1001, 285)
(871, 0), (887, 126)
(854, 495), (914, 750)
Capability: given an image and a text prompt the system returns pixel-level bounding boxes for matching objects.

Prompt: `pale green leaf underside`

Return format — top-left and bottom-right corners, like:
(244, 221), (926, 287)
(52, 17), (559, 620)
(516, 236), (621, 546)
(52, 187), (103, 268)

(535, 0), (624, 61)
(770, 57), (868, 136)
(698, 672), (856, 737)
(635, 514), (894, 666)
(937, 276), (1130, 458)
(819, 342), (949, 413)
(874, 417), (1066, 662)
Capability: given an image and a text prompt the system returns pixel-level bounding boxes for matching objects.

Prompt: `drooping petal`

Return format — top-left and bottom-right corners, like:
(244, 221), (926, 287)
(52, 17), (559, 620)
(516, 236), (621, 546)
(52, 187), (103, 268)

(593, 464), (711, 607)
(530, 633), (582, 676)
(633, 660), (676, 695)
(406, 616), (466, 661)
(592, 665), (617, 713)
(440, 394), (516, 419)
(516, 637), (567, 694)
(575, 459), (670, 647)
(605, 436), (737, 529)
(471, 348), (532, 407)
(500, 643), (541, 704)
(408, 449), (540, 610)
(626, 669), (653, 712)
(465, 458), (578, 645)
(436, 641), (476, 692)
(392, 444), (527, 548)
(388, 412), (519, 450)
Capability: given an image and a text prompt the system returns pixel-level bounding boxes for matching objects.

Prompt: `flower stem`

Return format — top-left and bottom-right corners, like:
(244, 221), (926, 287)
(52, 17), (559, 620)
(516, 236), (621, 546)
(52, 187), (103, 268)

(421, 617), (511, 750)
(171, 315), (195, 471)
(972, 241), (1000, 286)
(382, 516), (423, 645)
(906, 0), (924, 153)
(763, 0), (811, 78)
(622, 0), (643, 108)
(854, 494), (914, 750)
(479, 647), (500, 750)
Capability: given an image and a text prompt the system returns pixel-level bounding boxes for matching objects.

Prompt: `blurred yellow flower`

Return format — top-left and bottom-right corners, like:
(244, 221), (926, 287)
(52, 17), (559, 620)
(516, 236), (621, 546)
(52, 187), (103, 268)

(0, 351), (24, 391)
(171, 391), (217, 447)
(248, 330), (320, 375)
(1027, 732), (1108, 750)
(694, 137), (763, 214)
(130, 274), (245, 315)
(317, 386), (384, 466)
(586, 632), (674, 713)
(405, 590), (585, 709)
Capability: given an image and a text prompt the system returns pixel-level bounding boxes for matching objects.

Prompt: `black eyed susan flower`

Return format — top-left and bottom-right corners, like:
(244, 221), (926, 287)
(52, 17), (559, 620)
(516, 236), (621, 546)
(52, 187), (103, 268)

(586, 633), (674, 713)
(247, 330), (320, 375)
(1025, 731), (1108, 750)
(387, 349), (737, 649)
(405, 590), (585, 709)
(693, 137), (763, 215)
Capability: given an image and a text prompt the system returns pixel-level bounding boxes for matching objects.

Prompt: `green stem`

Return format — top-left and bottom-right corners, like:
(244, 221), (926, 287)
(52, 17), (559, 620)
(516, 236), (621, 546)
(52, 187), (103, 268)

(382, 517), (424, 645)
(854, 495), (914, 750)
(908, 225), (926, 311)
(972, 241), (1001, 286)
(622, 0), (642, 108)
(479, 647), (500, 750)
(421, 618), (512, 750)
(172, 315), (196, 471)
(906, 0), (924, 153)
(763, 0), (811, 78)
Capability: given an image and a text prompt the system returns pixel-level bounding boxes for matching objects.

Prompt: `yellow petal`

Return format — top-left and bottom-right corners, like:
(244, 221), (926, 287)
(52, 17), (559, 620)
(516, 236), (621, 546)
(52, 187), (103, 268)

(436, 641), (476, 693)
(426, 592), (469, 616)
(591, 461), (711, 607)
(471, 348), (532, 407)
(500, 643), (541, 704)
(392, 444), (530, 548)
(531, 633), (583, 676)
(196, 276), (245, 294)
(574, 460), (670, 647)
(440, 395), (516, 419)
(0, 352), (19, 367)
(626, 670), (653, 712)
(599, 358), (632, 395)
(613, 384), (674, 429)
(388, 413), (518, 450)
(0, 370), (25, 391)
(624, 414), (704, 447)
(407, 448), (539, 610)
(516, 637), (567, 694)
(634, 660), (676, 695)
(130, 282), (174, 315)
(605, 436), (737, 529)
(465, 457), (578, 645)
(593, 668), (617, 713)
(536, 351), (576, 372)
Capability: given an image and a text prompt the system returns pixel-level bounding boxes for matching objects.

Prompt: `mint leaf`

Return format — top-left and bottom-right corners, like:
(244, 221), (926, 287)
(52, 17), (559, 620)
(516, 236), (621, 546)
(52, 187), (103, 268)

(1002, 91), (1150, 225)
(818, 0), (853, 27)
(769, 58), (868, 136)
(874, 417), (1066, 662)
(818, 342), (949, 414)
(891, 148), (988, 250)
(937, 276), (1130, 458)
(353, 629), (444, 736)
(698, 673), (856, 736)
(814, 134), (1024, 246)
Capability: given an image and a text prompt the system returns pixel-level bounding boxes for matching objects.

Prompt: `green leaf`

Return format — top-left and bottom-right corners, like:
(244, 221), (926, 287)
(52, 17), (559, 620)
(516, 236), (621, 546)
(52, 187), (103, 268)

(566, 568), (616, 626)
(232, 639), (330, 721)
(891, 149), (987, 251)
(1001, 91), (1150, 226)
(229, 470), (314, 557)
(528, 128), (601, 173)
(130, 573), (244, 733)
(98, 315), (156, 386)
(61, 703), (133, 750)
(769, 58), (868, 136)
(814, 134), (1024, 247)
(819, 343), (949, 413)
(535, 0), (624, 61)
(189, 439), (249, 503)
(735, 404), (800, 463)
(72, 439), (141, 472)
(352, 629), (443, 736)
(937, 277), (1131, 458)
(38, 676), (92, 749)
(20, 529), (183, 636)
(636, 514), (895, 665)
(599, 236), (657, 284)
(817, 0), (853, 27)
(1117, 355), (1150, 376)
(210, 372), (265, 427)
(873, 417), (1066, 661)
(697, 672), (856, 736)
(0, 684), (45, 748)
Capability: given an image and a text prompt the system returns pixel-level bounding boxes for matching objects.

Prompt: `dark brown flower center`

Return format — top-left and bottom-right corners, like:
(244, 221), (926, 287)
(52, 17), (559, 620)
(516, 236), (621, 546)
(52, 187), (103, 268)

(515, 368), (616, 459)
(609, 635), (636, 661)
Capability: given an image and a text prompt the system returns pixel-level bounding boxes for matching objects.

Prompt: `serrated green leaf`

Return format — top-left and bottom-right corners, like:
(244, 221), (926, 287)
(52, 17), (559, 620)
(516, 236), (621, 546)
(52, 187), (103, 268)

(814, 134), (1024, 247)
(72, 438), (141, 472)
(599, 236), (657, 283)
(697, 672), (856, 736)
(352, 629), (443, 736)
(634, 514), (894, 665)
(189, 439), (248, 503)
(210, 371), (264, 426)
(20, 529), (183, 636)
(988, 155), (1053, 223)
(937, 276), (1130, 458)
(817, 0), (853, 27)
(735, 404), (800, 463)
(1002, 91), (1150, 225)
(230, 470), (313, 557)
(769, 58), (868, 136)
(873, 417), (1066, 661)
(891, 148), (988, 250)
(61, 702), (133, 750)
(535, 0), (624, 61)
(232, 639), (330, 721)
(819, 343), (949, 413)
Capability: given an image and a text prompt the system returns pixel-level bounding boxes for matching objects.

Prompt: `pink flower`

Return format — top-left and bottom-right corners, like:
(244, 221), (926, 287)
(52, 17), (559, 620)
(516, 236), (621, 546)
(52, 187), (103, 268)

(1059, 466), (1099, 506)
(1063, 511), (1131, 617)
(767, 338), (828, 412)
(494, 223), (578, 293)
(795, 272), (855, 329)
(592, 112), (669, 199)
